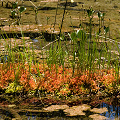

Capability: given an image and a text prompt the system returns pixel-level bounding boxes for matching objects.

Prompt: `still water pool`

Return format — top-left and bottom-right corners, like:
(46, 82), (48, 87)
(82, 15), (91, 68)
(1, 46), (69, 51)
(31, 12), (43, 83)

(99, 102), (120, 120)
(23, 102), (120, 120)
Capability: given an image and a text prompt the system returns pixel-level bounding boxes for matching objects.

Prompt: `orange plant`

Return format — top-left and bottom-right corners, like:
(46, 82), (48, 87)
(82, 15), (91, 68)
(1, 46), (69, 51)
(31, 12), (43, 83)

(0, 63), (120, 96)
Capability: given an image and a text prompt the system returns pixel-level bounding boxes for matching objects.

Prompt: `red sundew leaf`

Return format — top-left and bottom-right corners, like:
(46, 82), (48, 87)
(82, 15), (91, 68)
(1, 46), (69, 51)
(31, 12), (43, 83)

(31, 67), (38, 74)
(20, 73), (29, 86)
(101, 74), (116, 86)
(91, 80), (98, 89)
(47, 86), (54, 93)
(80, 75), (88, 82)
(29, 76), (37, 90)
(70, 78), (77, 85)
(56, 84), (61, 90)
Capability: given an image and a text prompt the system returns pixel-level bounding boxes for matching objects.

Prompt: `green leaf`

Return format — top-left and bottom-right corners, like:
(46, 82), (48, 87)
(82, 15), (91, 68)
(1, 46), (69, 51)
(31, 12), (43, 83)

(87, 8), (94, 17)
(18, 6), (26, 13)
(102, 13), (105, 17)
(97, 29), (101, 35)
(70, 32), (77, 40)
(97, 11), (101, 18)
(104, 26), (109, 33)
(12, 2), (18, 9)
(11, 10), (16, 18)
(77, 30), (86, 40)
(11, 10), (16, 15)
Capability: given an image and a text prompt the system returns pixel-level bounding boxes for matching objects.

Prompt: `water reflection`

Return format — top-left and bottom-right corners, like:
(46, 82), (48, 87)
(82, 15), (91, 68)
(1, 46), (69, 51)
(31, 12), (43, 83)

(99, 102), (120, 120)
(24, 103), (120, 120)
(0, 102), (120, 120)
(32, 39), (39, 43)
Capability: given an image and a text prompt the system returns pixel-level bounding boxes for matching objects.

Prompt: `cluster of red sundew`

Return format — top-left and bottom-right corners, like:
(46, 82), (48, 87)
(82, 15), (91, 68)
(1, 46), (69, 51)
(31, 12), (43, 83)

(0, 63), (15, 88)
(39, 66), (92, 95)
(39, 65), (78, 95)
(0, 63), (120, 96)
(0, 63), (47, 91)
(39, 66), (120, 96)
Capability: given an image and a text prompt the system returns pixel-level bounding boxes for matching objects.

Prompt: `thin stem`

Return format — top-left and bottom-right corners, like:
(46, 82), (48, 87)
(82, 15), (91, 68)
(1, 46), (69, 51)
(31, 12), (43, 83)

(59, 0), (67, 36)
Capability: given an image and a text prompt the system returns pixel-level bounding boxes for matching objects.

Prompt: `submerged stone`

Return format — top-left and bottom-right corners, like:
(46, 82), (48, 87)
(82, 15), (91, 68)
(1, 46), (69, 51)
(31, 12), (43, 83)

(89, 114), (108, 120)
(43, 105), (69, 112)
(90, 107), (108, 114)
(63, 104), (91, 116)
(64, 108), (85, 116)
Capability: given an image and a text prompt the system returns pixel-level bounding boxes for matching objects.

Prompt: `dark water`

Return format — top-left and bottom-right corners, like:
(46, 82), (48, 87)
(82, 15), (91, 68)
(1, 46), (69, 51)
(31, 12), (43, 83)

(23, 102), (120, 120)
(99, 102), (120, 120)
(0, 55), (8, 63)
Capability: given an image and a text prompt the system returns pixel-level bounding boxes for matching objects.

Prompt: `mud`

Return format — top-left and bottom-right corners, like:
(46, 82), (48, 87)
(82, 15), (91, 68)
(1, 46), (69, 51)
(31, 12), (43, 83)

(0, 0), (120, 39)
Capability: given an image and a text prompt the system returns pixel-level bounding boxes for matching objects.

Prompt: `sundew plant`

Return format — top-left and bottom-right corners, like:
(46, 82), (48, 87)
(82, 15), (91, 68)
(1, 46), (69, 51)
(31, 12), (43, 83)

(0, 1), (120, 100)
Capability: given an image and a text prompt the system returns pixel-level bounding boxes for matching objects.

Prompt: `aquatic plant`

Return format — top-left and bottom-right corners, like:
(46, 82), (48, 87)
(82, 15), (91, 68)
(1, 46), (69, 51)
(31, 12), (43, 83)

(104, 26), (109, 50)
(46, 17), (50, 25)
(17, 6), (26, 24)
(10, 10), (16, 19)
(30, 1), (40, 24)
(9, 3), (26, 25)
(10, 2), (18, 19)
(97, 11), (105, 35)
(12, 1), (18, 9)
(33, 7), (38, 24)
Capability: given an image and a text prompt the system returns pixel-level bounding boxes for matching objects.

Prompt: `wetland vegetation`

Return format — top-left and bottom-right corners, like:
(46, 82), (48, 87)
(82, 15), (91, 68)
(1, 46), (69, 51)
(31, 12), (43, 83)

(0, 0), (120, 119)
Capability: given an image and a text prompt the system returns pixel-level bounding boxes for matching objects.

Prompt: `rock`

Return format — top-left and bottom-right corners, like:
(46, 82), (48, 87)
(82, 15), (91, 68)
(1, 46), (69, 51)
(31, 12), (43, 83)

(89, 114), (108, 120)
(90, 107), (108, 114)
(63, 104), (91, 116)
(43, 105), (69, 111)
